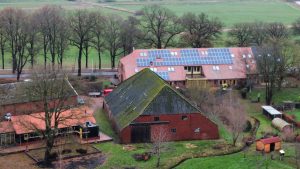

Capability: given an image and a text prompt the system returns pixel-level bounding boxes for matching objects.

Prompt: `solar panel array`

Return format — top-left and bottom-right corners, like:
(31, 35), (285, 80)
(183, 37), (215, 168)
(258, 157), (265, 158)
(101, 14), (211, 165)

(155, 71), (169, 80)
(136, 48), (233, 67)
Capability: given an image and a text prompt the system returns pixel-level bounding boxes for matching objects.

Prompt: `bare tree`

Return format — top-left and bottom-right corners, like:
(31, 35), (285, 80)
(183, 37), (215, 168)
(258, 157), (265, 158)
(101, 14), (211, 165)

(180, 13), (223, 48)
(221, 93), (247, 146)
(24, 68), (78, 164)
(249, 21), (267, 46)
(255, 43), (282, 105)
(56, 18), (69, 68)
(265, 22), (289, 43)
(69, 10), (96, 76)
(0, 15), (7, 70)
(91, 12), (106, 69)
(140, 5), (182, 49)
(0, 8), (20, 73)
(152, 126), (170, 168)
(120, 16), (141, 56)
(228, 23), (253, 47)
(104, 15), (123, 69)
(27, 13), (40, 68)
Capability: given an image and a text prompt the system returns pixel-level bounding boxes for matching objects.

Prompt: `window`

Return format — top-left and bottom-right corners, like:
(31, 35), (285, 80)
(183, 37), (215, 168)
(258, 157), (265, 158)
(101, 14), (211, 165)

(248, 54), (252, 58)
(213, 66), (219, 71)
(229, 66), (232, 70)
(154, 116), (160, 121)
(153, 68), (157, 72)
(242, 54), (246, 58)
(140, 52), (147, 57)
(135, 68), (139, 73)
(182, 115), (188, 120)
(231, 54), (235, 57)
(171, 128), (176, 133)
(194, 128), (200, 133)
(168, 67), (175, 72)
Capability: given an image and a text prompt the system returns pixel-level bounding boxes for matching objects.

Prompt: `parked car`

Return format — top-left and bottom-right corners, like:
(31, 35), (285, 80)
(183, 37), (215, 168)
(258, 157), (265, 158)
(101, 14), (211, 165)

(103, 89), (113, 97)
(4, 113), (12, 121)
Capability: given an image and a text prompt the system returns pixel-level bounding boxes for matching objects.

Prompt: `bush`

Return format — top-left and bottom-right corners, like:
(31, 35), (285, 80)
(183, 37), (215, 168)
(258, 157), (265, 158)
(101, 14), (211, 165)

(240, 88), (247, 99)
(49, 152), (58, 160)
(243, 120), (252, 132)
(62, 149), (72, 154)
(76, 148), (87, 154)
(89, 75), (97, 82)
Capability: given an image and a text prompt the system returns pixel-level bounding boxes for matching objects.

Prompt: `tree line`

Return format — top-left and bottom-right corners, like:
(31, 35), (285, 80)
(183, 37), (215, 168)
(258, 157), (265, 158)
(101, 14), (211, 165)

(0, 5), (300, 84)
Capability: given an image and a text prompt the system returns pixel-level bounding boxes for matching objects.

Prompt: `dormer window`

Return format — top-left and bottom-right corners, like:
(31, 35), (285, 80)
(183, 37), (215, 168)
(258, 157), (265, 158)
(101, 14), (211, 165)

(140, 52), (147, 57)
(213, 66), (220, 71)
(135, 68), (138, 72)
(231, 54), (235, 57)
(168, 67), (175, 72)
(229, 66), (232, 70)
(248, 54), (252, 58)
(242, 54), (246, 58)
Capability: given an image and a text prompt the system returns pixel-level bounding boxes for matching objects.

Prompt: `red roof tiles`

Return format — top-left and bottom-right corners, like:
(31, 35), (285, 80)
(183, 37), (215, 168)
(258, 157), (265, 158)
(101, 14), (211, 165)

(119, 47), (257, 81)
(259, 137), (281, 145)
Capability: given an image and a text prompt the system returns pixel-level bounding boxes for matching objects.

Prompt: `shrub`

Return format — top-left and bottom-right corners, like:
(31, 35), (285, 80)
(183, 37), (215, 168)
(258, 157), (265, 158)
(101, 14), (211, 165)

(240, 88), (247, 99)
(49, 152), (58, 160)
(76, 148), (87, 154)
(62, 149), (72, 154)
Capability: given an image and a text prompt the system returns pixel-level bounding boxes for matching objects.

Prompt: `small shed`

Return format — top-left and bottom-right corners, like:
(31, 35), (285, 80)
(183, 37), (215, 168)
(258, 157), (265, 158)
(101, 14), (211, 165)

(262, 106), (282, 119)
(272, 118), (292, 131)
(256, 137), (281, 153)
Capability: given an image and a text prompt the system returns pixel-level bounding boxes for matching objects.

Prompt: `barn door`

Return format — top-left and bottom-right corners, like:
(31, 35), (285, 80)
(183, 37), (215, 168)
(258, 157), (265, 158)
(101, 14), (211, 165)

(270, 143), (275, 152)
(131, 125), (150, 143)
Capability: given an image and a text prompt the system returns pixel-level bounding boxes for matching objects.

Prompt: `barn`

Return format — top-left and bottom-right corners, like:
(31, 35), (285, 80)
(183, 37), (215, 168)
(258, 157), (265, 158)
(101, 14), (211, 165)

(104, 68), (219, 144)
(0, 79), (78, 116)
(256, 137), (281, 153)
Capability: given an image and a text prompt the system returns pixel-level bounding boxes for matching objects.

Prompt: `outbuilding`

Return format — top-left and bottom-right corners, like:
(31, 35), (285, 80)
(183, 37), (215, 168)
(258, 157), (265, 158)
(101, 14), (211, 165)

(262, 106), (282, 119)
(272, 118), (292, 132)
(256, 137), (281, 153)
(104, 68), (219, 144)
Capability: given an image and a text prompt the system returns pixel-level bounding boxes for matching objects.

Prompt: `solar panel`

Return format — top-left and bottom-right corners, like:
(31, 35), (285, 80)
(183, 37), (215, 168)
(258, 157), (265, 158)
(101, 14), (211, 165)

(155, 71), (169, 81)
(136, 48), (234, 67)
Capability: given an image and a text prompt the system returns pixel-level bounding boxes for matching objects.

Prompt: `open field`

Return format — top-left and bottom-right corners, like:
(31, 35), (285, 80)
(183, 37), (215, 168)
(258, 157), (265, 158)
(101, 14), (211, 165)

(0, 0), (299, 27)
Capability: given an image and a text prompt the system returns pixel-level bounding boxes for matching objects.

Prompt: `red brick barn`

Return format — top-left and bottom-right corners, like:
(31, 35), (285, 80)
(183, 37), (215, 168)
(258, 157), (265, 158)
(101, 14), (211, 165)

(0, 79), (78, 117)
(104, 68), (219, 144)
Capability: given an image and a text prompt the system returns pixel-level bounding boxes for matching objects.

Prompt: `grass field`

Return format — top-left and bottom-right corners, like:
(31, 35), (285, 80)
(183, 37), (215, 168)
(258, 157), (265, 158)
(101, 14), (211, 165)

(287, 109), (300, 121)
(176, 147), (295, 169)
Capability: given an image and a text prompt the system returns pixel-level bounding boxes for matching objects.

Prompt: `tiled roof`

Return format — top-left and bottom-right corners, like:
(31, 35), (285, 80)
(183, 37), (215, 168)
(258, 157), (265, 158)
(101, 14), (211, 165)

(0, 79), (78, 106)
(10, 107), (95, 135)
(0, 121), (15, 133)
(259, 137), (281, 144)
(105, 68), (211, 130)
(119, 47), (257, 81)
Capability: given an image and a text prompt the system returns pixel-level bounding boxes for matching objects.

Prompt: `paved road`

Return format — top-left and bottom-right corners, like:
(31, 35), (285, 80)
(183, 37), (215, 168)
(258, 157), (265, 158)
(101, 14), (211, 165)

(0, 71), (117, 79)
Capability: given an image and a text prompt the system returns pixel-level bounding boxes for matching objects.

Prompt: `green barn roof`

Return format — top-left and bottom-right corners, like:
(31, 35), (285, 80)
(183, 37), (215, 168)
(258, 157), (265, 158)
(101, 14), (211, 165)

(105, 68), (203, 130)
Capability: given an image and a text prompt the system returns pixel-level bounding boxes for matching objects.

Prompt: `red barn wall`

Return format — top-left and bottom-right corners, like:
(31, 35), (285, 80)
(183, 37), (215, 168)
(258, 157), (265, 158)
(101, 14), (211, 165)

(119, 113), (219, 144)
(0, 96), (78, 116)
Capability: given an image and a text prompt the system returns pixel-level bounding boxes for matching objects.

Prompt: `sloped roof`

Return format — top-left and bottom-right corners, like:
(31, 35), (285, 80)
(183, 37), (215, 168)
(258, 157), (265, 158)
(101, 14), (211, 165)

(119, 47), (257, 81)
(272, 118), (291, 131)
(0, 79), (77, 106)
(105, 68), (210, 130)
(259, 137), (281, 145)
(0, 121), (15, 133)
(11, 107), (95, 135)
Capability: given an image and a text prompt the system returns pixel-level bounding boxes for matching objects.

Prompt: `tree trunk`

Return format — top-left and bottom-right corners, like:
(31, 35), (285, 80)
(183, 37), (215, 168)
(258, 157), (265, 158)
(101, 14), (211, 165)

(156, 152), (160, 168)
(44, 135), (54, 164)
(85, 44), (88, 68)
(98, 51), (101, 69)
(78, 44), (83, 76)
(1, 47), (4, 70)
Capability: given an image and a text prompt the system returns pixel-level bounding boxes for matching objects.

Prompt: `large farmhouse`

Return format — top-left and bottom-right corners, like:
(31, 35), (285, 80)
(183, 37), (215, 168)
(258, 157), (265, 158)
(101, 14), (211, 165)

(104, 68), (219, 144)
(0, 79), (78, 116)
(118, 47), (257, 88)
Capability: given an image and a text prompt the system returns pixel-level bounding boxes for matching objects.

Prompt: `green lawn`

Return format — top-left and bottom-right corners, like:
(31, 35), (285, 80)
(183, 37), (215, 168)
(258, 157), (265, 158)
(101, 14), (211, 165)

(287, 109), (300, 121)
(249, 87), (300, 105)
(176, 147), (295, 169)
(112, 0), (300, 27)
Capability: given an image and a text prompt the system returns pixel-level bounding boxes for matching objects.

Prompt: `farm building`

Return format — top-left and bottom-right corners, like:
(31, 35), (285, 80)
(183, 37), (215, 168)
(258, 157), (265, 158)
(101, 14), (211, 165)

(256, 137), (281, 153)
(272, 118), (292, 132)
(0, 107), (98, 146)
(0, 79), (78, 116)
(118, 47), (257, 88)
(104, 68), (219, 144)
(262, 106), (283, 119)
